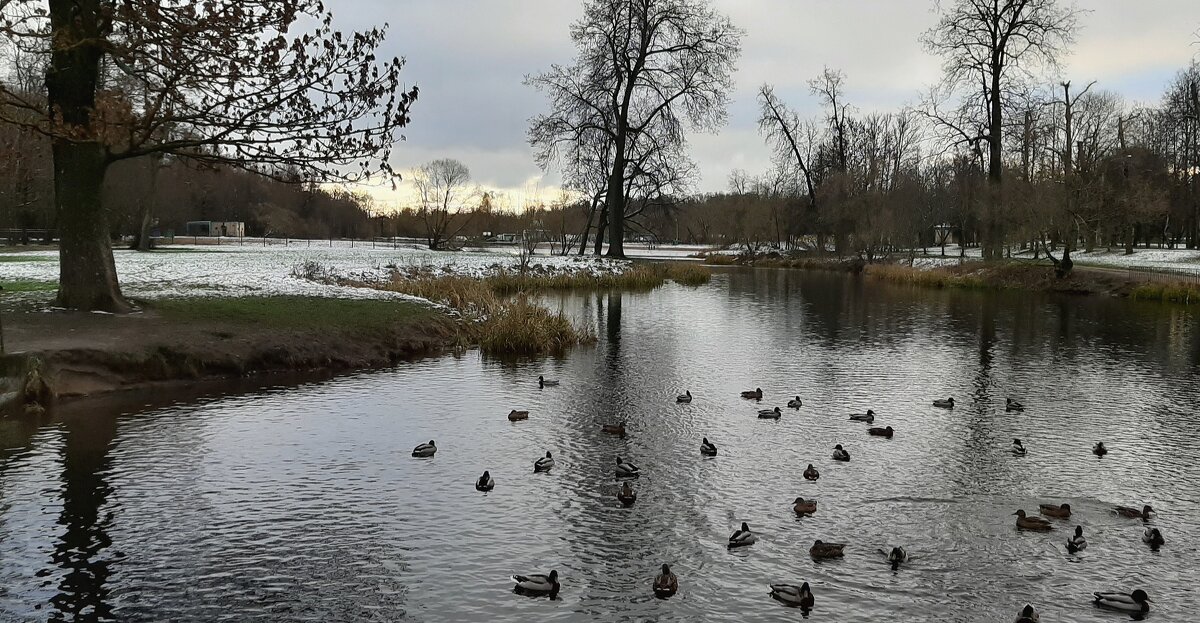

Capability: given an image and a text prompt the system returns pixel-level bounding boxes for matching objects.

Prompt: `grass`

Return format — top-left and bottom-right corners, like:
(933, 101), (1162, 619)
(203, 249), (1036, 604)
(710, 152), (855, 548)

(485, 262), (710, 295)
(1130, 283), (1200, 305)
(149, 296), (439, 332)
(0, 255), (54, 263)
(477, 299), (596, 356)
(0, 279), (58, 292)
(864, 263), (989, 290)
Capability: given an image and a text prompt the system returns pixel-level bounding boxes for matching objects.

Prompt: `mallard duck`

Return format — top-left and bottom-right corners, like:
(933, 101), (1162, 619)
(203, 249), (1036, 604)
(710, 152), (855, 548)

(1067, 525), (1087, 553)
(809, 540), (845, 559)
(411, 440), (436, 457)
(1013, 509), (1053, 531)
(887, 546), (907, 568)
(1011, 438), (1027, 456)
(933, 397), (955, 409)
(617, 481), (637, 506)
(508, 409), (530, 421)
(803, 464), (820, 481)
(728, 522), (756, 547)
(1039, 503), (1071, 519)
(475, 470), (495, 492)
(1115, 504), (1155, 519)
(512, 569), (559, 595)
(1015, 603), (1040, 622)
(757, 407), (782, 419)
(832, 444), (850, 462)
(868, 426), (894, 438)
(676, 390), (692, 403)
(615, 456), (640, 478)
(849, 409), (875, 422)
(537, 375), (559, 388)
(1006, 398), (1025, 412)
(653, 564), (678, 597)
(1093, 590), (1150, 613)
(1143, 527), (1165, 547)
(1093, 442), (1108, 456)
(792, 497), (817, 515)
(741, 388), (763, 400)
(787, 396), (803, 408)
(769, 582), (814, 608)
(534, 451), (555, 472)
(602, 422), (627, 436)
(700, 437), (717, 456)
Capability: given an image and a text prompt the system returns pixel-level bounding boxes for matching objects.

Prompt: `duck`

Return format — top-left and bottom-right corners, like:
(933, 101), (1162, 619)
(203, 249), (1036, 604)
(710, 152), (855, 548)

(617, 481), (637, 506)
(537, 375), (559, 388)
(887, 546), (907, 568)
(832, 444), (850, 462)
(868, 426), (894, 438)
(728, 522), (756, 548)
(1143, 527), (1165, 547)
(1115, 504), (1155, 519)
(411, 440), (436, 457)
(803, 464), (820, 481)
(1067, 525), (1087, 553)
(1093, 442), (1108, 456)
(792, 497), (817, 515)
(769, 582), (814, 608)
(1006, 398), (1025, 412)
(676, 390), (692, 403)
(933, 397), (955, 409)
(757, 407), (782, 419)
(512, 569), (559, 595)
(534, 451), (555, 472)
(787, 396), (803, 409)
(1011, 438), (1027, 455)
(1013, 509), (1053, 531)
(1039, 503), (1071, 519)
(1015, 603), (1040, 623)
(1093, 590), (1150, 613)
(653, 564), (678, 597)
(602, 422), (627, 436)
(508, 409), (530, 421)
(849, 409), (875, 422)
(700, 437), (717, 456)
(615, 456), (640, 478)
(740, 388), (763, 400)
(475, 470), (495, 492)
(809, 539), (846, 559)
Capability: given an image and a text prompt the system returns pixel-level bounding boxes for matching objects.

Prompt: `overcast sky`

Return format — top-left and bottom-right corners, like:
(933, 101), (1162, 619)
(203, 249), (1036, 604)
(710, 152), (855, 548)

(333, 1), (1200, 209)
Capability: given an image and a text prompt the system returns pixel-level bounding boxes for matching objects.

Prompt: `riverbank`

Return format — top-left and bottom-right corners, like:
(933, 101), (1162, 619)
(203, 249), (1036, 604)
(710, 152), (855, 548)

(1, 296), (457, 416)
(706, 253), (1200, 304)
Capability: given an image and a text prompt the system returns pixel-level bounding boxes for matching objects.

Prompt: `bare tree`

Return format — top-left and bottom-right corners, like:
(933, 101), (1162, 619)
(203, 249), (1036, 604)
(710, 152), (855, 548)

(412, 159), (476, 251)
(922, 0), (1081, 259)
(757, 85), (820, 243)
(0, 1), (418, 311)
(527, 0), (741, 258)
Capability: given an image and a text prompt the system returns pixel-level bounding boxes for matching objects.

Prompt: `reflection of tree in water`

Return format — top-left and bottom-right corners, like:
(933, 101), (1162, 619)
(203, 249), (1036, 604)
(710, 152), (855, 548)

(48, 415), (119, 622)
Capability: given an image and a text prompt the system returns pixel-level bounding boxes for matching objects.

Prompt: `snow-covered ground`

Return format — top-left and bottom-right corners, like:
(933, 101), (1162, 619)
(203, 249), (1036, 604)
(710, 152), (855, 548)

(910, 245), (1200, 276)
(0, 242), (637, 304)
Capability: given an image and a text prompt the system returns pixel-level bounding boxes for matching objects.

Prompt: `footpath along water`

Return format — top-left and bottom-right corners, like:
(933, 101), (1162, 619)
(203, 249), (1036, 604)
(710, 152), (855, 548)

(1, 269), (1197, 621)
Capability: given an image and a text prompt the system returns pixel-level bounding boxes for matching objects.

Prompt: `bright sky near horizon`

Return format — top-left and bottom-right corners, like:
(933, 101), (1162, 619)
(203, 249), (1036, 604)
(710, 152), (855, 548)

(332, 1), (1200, 211)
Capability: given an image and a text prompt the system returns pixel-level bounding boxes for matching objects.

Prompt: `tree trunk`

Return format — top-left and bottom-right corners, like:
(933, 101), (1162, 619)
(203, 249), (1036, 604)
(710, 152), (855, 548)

(47, 0), (129, 312)
(605, 168), (625, 258)
(984, 60), (1005, 260)
(593, 204), (607, 256)
(54, 142), (129, 312)
(134, 159), (162, 251)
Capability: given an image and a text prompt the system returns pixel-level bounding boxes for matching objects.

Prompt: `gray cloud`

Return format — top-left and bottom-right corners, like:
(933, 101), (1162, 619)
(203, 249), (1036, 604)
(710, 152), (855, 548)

(332, 1), (1200, 202)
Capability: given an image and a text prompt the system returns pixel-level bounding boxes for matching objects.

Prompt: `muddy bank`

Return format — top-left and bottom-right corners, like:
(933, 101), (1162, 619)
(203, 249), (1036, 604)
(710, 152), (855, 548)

(1, 297), (457, 416)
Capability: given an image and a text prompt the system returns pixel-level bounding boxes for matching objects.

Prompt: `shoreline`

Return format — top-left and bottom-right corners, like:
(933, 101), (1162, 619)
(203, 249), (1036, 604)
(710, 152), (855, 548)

(1, 296), (458, 417)
(707, 255), (1200, 304)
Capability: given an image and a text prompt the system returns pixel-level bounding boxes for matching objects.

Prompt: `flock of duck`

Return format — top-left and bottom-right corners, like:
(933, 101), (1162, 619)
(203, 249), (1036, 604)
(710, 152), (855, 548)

(410, 378), (1161, 618)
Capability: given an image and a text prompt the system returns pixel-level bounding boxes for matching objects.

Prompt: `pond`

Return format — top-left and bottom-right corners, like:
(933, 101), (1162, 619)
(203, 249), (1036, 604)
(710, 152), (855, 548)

(2, 268), (1198, 622)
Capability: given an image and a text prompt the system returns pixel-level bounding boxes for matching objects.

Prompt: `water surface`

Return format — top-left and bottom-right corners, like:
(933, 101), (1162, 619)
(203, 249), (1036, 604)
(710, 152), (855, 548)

(2, 269), (1198, 622)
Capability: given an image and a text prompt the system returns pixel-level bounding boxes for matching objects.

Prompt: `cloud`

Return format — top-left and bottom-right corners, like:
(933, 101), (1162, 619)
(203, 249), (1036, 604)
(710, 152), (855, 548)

(326, 0), (1200, 201)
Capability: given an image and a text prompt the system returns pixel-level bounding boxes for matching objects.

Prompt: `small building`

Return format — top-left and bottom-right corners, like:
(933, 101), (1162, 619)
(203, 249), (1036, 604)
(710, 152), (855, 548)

(490, 233), (519, 244)
(186, 221), (245, 237)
